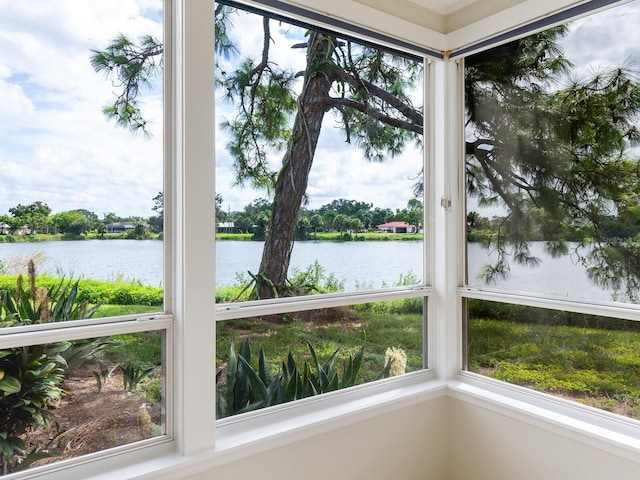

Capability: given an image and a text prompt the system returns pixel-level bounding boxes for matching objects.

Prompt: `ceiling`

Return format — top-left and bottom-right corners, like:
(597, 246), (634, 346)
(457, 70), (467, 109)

(287, 0), (601, 52)
(282, 0), (616, 54)
(407, 0), (480, 15)
(354, 0), (534, 34)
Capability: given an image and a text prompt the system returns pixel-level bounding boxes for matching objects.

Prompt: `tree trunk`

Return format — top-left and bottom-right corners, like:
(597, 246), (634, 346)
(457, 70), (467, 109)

(255, 33), (336, 299)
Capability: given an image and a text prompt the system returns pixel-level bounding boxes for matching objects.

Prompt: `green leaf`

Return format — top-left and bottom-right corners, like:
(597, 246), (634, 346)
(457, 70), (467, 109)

(238, 356), (268, 404)
(239, 338), (251, 364)
(258, 347), (271, 384)
(225, 343), (238, 412)
(47, 342), (72, 354)
(0, 375), (21, 394)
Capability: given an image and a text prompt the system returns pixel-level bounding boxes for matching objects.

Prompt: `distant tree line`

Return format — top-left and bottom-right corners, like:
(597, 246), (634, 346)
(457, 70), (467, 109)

(0, 194), (164, 239)
(0, 193), (422, 241)
(467, 210), (640, 244)
(215, 196), (424, 240)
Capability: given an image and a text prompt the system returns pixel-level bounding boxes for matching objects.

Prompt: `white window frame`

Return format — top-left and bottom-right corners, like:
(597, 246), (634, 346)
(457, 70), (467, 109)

(6, 1), (439, 478)
(210, 0), (437, 441)
(13, 0), (640, 478)
(454, 1), (640, 462)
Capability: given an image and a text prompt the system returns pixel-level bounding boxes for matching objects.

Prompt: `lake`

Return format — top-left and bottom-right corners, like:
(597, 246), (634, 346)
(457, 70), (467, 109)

(0, 239), (618, 301)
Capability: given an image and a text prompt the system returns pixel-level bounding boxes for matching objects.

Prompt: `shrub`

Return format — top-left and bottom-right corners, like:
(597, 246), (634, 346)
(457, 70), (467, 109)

(0, 263), (109, 473)
(0, 344), (67, 475)
(0, 276), (163, 307)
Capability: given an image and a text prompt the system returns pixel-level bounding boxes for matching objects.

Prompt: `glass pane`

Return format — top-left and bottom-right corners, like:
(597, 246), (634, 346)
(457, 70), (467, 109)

(464, 1), (640, 303)
(466, 298), (640, 420)
(1, 330), (165, 474)
(0, 1), (164, 315)
(216, 298), (425, 418)
(214, 4), (425, 302)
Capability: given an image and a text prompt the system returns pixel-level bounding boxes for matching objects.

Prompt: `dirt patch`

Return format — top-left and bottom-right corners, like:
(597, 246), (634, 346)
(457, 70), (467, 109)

(24, 365), (161, 468)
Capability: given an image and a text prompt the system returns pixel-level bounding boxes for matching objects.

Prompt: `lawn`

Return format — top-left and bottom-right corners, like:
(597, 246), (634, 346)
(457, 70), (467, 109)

(468, 317), (640, 418)
(97, 297), (640, 421)
(216, 307), (424, 385)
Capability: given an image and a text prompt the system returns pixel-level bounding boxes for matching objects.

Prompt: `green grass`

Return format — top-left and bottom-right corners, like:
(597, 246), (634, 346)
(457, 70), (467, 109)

(216, 307), (423, 384)
(97, 304), (161, 317)
(91, 297), (640, 420)
(79, 281), (640, 422)
(468, 318), (640, 418)
(104, 331), (163, 367)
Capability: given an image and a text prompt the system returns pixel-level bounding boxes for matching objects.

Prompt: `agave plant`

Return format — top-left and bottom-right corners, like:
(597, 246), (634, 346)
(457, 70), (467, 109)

(280, 342), (364, 402)
(216, 339), (364, 419)
(0, 264), (100, 325)
(216, 339), (282, 419)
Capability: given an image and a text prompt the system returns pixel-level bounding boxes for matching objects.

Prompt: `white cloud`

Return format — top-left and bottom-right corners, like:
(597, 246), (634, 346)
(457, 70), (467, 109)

(0, 76), (35, 120)
(0, 0), (163, 218)
(4, 0), (639, 223)
(562, 2), (640, 80)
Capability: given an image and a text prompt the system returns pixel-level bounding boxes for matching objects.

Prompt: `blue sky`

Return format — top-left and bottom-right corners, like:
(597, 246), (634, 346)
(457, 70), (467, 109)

(0, 1), (638, 218)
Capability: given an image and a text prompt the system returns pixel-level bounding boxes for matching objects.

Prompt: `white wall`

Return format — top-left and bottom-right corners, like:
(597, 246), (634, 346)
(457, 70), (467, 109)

(182, 396), (448, 480)
(447, 397), (640, 480)
(131, 390), (640, 479)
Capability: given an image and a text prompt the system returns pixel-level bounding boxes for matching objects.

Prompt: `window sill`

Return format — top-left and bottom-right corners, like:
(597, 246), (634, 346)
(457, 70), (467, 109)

(449, 373), (640, 464)
(25, 373), (443, 480)
(215, 371), (443, 450)
(21, 374), (640, 479)
(199, 372), (445, 478)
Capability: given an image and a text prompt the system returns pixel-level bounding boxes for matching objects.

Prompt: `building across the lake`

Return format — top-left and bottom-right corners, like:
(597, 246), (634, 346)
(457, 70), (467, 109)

(107, 221), (136, 233)
(377, 221), (417, 234)
(0, 223), (32, 235)
(217, 222), (235, 233)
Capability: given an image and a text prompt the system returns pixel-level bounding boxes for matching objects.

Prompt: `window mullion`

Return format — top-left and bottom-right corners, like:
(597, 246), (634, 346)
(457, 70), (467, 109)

(171, 0), (217, 455)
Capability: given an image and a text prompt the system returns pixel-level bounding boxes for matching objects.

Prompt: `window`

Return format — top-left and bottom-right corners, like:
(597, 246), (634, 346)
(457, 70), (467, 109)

(0, 1), (168, 474)
(213, 2), (430, 418)
(463, 1), (640, 420)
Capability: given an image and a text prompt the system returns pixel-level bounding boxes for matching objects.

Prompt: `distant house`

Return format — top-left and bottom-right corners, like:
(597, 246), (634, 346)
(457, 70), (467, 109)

(217, 222), (235, 233)
(377, 221), (417, 234)
(107, 221), (135, 233)
(0, 224), (32, 235)
(14, 225), (33, 235)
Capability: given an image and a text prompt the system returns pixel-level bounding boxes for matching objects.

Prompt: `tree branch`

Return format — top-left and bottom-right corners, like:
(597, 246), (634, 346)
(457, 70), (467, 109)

(326, 97), (422, 134)
(328, 64), (423, 127)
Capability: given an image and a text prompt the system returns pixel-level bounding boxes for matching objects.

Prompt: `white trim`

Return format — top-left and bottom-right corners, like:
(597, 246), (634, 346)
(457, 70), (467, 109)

(171, 0), (217, 455)
(448, 377), (640, 464)
(0, 315), (172, 349)
(446, 0), (629, 53)
(424, 58), (434, 369)
(16, 375), (640, 479)
(431, 54), (464, 380)
(261, 0), (447, 53)
(124, 375), (445, 480)
(459, 287), (640, 322)
(215, 286), (431, 321)
(0, 312), (164, 337)
(3, 441), (179, 480)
